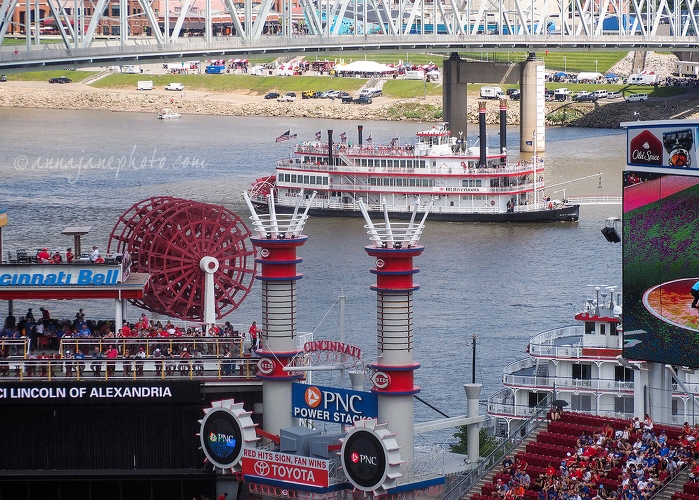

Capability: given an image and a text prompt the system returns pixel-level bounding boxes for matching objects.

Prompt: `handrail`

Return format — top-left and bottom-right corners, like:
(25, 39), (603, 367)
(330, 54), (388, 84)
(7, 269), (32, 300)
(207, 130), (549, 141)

(441, 394), (552, 500)
(58, 336), (247, 358)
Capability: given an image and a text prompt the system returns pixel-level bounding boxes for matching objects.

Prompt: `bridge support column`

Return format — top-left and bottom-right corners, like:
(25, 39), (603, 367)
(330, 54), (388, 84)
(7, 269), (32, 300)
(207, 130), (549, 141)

(443, 52), (469, 139)
(520, 53), (546, 153)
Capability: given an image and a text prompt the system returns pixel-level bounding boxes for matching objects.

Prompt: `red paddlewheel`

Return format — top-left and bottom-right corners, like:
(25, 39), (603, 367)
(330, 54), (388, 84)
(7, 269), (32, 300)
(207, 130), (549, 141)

(250, 175), (276, 197)
(108, 197), (256, 322)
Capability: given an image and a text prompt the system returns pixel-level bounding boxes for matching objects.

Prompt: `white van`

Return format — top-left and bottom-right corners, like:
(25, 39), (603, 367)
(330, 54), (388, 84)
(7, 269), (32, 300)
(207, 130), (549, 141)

(164, 82), (184, 91)
(480, 86), (506, 99)
(625, 93), (648, 103)
(592, 89), (608, 99)
(137, 80), (154, 90)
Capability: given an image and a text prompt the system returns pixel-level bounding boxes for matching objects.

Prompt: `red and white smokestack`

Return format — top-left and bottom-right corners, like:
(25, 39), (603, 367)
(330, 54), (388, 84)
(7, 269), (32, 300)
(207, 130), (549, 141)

(479, 101), (487, 167)
(242, 189), (316, 437)
(358, 198), (432, 463)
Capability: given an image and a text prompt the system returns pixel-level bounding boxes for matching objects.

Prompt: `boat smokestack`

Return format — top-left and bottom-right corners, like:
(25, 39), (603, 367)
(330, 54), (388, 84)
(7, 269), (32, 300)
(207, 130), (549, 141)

(499, 99), (507, 166)
(328, 129), (333, 166)
(479, 101), (487, 167)
(358, 125), (363, 146)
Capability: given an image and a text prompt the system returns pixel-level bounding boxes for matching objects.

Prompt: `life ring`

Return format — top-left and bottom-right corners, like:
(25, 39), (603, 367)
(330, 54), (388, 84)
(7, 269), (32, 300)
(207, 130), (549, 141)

(461, 161), (467, 168)
(490, 200), (496, 206)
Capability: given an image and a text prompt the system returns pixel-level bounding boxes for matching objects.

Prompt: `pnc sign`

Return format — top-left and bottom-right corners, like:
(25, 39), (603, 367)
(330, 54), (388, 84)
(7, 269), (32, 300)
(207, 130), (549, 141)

(292, 383), (378, 424)
(242, 448), (330, 488)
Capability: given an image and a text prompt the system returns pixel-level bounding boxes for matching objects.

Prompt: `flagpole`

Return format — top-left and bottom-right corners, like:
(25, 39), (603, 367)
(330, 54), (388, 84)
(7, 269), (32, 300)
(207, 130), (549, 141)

(533, 130), (537, 207)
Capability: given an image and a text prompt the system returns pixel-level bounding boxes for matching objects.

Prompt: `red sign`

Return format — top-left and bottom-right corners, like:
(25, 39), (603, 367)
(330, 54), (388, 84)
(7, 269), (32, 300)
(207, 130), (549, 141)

(242, 449), (330, 487)
(257, 358), (275, 375)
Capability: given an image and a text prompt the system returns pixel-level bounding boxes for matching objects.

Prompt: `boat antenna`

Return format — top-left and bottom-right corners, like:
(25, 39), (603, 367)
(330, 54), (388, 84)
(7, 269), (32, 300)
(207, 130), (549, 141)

(472, 334), (477, 384)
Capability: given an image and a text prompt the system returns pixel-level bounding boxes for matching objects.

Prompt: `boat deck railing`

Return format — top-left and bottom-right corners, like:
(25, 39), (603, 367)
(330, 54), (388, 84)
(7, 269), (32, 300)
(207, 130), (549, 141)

(528, 326), (621, 358)
(0, 354), (260, 381)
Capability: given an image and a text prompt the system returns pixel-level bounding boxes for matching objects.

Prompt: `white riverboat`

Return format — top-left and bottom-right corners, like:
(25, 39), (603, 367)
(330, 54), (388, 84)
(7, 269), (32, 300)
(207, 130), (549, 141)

(249, 119), (579, 222)
(487, 285), (699, 434)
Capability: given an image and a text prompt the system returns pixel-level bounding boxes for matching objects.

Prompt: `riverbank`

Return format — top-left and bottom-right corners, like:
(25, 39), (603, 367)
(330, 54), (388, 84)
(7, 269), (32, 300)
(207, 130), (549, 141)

(2, 79), (699, 127)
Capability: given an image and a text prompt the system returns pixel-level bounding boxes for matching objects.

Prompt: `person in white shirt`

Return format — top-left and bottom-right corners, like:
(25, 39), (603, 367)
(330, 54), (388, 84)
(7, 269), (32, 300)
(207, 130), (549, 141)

(89, 246), (99, 262)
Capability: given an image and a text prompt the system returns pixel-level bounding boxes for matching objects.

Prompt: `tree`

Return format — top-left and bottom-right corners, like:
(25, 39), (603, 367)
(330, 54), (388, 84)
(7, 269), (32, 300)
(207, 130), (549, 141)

(451, 426), (500, 458)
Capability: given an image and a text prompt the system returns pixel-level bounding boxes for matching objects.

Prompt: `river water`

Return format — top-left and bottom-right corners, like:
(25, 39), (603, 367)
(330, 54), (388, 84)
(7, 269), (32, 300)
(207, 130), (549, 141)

(0, 107), (624, 442)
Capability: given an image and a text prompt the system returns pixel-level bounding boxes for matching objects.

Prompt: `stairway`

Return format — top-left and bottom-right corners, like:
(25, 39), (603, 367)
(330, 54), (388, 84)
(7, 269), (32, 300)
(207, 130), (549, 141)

(81, 69), (113, 85)
(655, 470), (690, 500)
(632, 51), (647, 74)
(463, 426), (545, 500)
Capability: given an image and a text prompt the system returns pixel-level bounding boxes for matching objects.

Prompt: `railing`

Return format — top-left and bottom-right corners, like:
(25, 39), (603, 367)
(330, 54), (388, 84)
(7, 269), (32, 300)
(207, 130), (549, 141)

(0, 355), (260, 381)
(441, 394), (551, 500)
(567, 195), (622, 205)
(58, 336), (247, 358)
(502, 368), (635, 393)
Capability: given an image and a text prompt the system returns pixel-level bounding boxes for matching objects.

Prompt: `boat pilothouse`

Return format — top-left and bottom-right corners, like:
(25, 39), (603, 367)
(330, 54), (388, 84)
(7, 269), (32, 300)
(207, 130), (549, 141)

(249, 104), (579, 222)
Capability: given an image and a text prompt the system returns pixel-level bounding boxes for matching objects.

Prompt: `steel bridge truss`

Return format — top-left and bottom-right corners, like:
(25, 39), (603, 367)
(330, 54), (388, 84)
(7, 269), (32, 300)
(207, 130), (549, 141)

(1, 0), (698, 49)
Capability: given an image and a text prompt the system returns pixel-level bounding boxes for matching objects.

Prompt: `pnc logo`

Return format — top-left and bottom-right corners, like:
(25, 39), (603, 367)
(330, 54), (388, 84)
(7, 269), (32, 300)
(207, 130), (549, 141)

(351, 452), (360, 463)
(305, 386), (322, 408)
(257, 358), (275, 375)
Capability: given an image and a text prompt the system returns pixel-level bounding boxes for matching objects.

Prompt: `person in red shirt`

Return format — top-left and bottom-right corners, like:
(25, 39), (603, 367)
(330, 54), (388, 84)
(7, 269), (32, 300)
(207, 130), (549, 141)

(105, 345), (118, 377)
(66, 248), (74, 263)
(51, 251), (63, 264)
(121, 321), (131, 338)
(37, 248), (50, 262)
(94, 254), (105, 264)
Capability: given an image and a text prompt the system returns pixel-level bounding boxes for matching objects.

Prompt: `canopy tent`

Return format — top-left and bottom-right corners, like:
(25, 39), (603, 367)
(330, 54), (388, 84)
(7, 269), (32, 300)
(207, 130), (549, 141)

(553, 71), (568, 77)
(605, 73), (618, 79)
(334, 60), (394, 73)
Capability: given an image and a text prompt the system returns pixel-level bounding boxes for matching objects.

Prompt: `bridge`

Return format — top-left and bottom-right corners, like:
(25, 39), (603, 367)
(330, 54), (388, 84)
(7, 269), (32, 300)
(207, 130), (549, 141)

(1, 0), (699, 69)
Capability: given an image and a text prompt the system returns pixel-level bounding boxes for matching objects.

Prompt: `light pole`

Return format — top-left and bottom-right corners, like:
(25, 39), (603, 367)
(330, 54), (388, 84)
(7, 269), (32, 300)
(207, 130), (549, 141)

(595, 59), (598, 73)
(564, 56), (567, 74)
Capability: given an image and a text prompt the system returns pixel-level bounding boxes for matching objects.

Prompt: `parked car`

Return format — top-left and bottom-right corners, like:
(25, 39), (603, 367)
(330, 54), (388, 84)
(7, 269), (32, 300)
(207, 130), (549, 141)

(574, 93), (598, 102)
(338, 92), (351, 99)
(0, 75), (6, 82)
(506, 88), (519, 96)
(625, 93), (648, 103)
(164, 82), (184, 91)
(264, 92), (280, 100)
(354, 96), (373, 104)
(607, 91), (623, 99)
(341, 95), (354, 104)
(48, 76), (72, 84)
(509, 90), (521, 100)
(301, 90), (316, 99)
(277, 92), (296, 102)
(321, 90), (340, 99)
(360, 88), (382, 98)
(544, 89), (555, 101)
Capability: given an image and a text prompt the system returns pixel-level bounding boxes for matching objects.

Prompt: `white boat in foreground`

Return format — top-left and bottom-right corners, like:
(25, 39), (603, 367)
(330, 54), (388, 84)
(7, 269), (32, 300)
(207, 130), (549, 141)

(158, 108), (181, 120)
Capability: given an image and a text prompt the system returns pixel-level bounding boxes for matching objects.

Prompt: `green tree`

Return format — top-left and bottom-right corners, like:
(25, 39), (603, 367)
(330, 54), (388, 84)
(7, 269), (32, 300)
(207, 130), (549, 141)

(451, 426), (500, 457)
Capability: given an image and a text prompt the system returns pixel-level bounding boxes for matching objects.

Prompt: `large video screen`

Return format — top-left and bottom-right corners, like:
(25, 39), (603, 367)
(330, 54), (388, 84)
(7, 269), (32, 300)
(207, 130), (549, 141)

(623, 171), (699, 366)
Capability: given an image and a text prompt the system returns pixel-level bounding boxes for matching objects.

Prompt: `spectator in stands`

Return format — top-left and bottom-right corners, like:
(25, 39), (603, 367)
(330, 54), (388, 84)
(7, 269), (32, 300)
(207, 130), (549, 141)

(89, 246), (99, 262)
(122, 349), (132, 377)
(90, 346), (104, 376)
(66, 248), (74, 263)
(501, 456), (514, 475)
(105, 345), (117, 376)
(37, 248), (50, 262)
(51, 251), (62, 264)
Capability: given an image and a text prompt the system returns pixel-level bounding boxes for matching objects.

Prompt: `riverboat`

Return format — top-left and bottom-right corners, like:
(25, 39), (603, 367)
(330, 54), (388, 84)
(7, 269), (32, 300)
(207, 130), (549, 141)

(486, 284), (699, 434)
(249, 119), (580, 222)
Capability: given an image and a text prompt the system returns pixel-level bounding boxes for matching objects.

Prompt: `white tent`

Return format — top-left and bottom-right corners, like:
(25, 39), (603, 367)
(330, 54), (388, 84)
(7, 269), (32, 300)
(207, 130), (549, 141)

(335, 60), (394, 73)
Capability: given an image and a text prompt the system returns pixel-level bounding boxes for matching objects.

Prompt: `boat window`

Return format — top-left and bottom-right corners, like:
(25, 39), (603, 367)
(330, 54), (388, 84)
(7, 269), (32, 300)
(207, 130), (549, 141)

(310, 176), (316, 185)
(572, 364), (592, 380)
(370, 178), (377, 186)
(291, 174), (297, 183)
(383, 178), (391, 186)
(571, 394), (592, 411)
(303, 175), (309, 184)
(599, 324), (606, 335)
(584, 322), (595, 334)
(614, 396), (634, 414)
(528, 392), (547, 408)
(409, 179), (416, 187)
(323, 177), (328, 185)
(400, 160), (406, 168)
(609, 322), (619, 335)
(381, 160), (387, 168)
(277, 173), (283, 182)
(614, 366), (633, 382)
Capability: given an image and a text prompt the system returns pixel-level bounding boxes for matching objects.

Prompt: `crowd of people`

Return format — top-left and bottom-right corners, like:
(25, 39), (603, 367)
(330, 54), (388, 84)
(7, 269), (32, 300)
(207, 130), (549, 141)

(1, 306), (263, 378)
(491, 413), (692, 500)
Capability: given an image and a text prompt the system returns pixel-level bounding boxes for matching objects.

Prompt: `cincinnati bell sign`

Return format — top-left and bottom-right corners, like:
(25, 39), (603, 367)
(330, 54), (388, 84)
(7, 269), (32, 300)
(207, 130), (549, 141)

(291, 383), (378, 424)
(0, 264), (124, 286)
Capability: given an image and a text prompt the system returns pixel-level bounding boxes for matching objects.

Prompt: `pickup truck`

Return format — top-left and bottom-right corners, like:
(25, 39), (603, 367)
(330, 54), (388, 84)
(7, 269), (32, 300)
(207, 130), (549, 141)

(277, 92), (296, 102)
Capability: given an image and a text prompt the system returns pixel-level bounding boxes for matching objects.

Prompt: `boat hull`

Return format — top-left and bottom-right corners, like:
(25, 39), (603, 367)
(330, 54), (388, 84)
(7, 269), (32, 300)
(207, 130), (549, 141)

(253, 202), (580, 222)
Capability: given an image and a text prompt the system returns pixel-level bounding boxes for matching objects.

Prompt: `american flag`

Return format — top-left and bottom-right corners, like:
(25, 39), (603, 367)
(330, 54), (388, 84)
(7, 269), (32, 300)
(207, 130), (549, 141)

(275, 130), (298, 143)
(340, 132), (347, 143)
(315, 131), (322, 141)
(366, 135), (373, 144)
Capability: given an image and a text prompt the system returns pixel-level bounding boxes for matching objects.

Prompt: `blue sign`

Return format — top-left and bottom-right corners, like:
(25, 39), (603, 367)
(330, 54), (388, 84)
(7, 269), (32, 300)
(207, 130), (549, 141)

(292, 383), (378, 424)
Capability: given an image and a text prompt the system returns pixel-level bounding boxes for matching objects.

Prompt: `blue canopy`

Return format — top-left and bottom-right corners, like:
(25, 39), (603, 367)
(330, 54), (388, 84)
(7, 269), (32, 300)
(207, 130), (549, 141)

(606, 73), (618, 79)
(553, 71), (568, 77)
